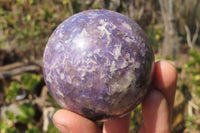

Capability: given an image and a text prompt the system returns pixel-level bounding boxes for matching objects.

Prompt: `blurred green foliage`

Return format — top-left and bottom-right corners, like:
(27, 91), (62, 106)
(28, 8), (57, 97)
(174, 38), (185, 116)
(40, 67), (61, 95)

(25, 127), (42, 133)
(146, 27), (163, 52)
(1, 73), (60, 133)
(4, 73), (41, 103)
(21, 73), (41, 92)
(4, 102), (35, 124)
(4, 81), (20, 103)
(16, 103), (35, 124)
(185, 114), (199, 130)
(184, 49), (200, 97)
(130, 104), (142, 132)
(182, 49), (200, 131)
(0, 0), (72, 58)
(47, 124), (60, 133)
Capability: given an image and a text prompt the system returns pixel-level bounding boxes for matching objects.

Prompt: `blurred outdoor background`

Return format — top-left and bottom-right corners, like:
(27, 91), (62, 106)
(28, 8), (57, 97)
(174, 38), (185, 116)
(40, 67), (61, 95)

(0, 0), (200, 133)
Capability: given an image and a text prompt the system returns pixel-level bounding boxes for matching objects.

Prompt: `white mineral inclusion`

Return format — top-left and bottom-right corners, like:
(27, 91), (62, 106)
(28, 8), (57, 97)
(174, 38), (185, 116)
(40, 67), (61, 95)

(97, 21), (111, 37)
(122, 22), (132, 30)
(110, 70), (135, 93)
(59, 32), (64, 38)
(60, 73), (65, 80)
(112, 44), (122, 60)
(56, 89), (64, 98)
(97, 19), (114, 45)
(110, 61), (117, 74)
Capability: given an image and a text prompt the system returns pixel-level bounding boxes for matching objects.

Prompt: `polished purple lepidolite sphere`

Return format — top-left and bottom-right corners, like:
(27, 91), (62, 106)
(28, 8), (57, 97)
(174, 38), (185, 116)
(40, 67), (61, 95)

(43, 9), (154, 121)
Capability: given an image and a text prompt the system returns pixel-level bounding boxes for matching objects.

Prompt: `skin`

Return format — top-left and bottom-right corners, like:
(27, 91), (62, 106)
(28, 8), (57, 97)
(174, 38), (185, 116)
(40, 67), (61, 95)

(52, 60), (177, 133)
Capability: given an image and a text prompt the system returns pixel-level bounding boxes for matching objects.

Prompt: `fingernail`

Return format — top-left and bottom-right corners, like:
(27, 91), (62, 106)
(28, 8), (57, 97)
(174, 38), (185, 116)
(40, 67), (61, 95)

(160, 60), (177, 88)
(53, 120), (70, 133)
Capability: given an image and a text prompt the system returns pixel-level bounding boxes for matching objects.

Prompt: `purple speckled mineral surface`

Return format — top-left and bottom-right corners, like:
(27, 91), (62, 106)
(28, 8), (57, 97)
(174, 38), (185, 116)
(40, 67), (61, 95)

(43, 9), (154, 121)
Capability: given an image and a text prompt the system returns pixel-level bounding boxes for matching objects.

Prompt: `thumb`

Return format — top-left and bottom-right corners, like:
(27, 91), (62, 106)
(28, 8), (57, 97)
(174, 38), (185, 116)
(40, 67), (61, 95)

(53, 109), (101, 133)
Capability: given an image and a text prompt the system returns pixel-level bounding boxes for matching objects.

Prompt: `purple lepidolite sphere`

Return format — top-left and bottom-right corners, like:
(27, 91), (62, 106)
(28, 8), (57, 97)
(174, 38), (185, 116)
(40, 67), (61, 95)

(43, 9), (154, 121)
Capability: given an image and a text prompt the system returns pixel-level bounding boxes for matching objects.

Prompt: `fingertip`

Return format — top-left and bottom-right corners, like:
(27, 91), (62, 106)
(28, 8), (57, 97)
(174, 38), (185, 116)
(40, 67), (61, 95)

(154, 60), (177, 90)
(153, 60), (177, 123)
(53, 109), (71, 133)
(53, 109), (101, 133)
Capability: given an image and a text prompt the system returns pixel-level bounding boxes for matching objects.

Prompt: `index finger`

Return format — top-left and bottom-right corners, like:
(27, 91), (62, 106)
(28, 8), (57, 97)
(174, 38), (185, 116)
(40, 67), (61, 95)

(153, 60), (177, 121)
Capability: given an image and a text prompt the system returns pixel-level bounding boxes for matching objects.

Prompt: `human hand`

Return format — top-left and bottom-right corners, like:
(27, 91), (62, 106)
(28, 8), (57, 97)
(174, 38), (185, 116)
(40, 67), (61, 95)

(52, 60), (177, 133)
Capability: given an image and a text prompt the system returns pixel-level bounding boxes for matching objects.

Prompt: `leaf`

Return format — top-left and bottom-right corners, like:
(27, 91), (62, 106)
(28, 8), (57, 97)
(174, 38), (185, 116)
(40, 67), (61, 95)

(5, 110), (15, 121)
(4, 81), (20, 103)
(16, 103), (35, 123)
(21, 73), (41, 91)
(6, 127), (19, 133)
(25, 127), (42, 133)
(19, 103), (35, 117)
(0, 121), (8, 130)
(16, 114), (28, 124)
(47, 124), (60, 133)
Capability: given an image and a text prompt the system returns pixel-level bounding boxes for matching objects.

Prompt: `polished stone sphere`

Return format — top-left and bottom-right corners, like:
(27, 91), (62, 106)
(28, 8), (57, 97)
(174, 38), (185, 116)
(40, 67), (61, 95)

(43, 9), (154, 121)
